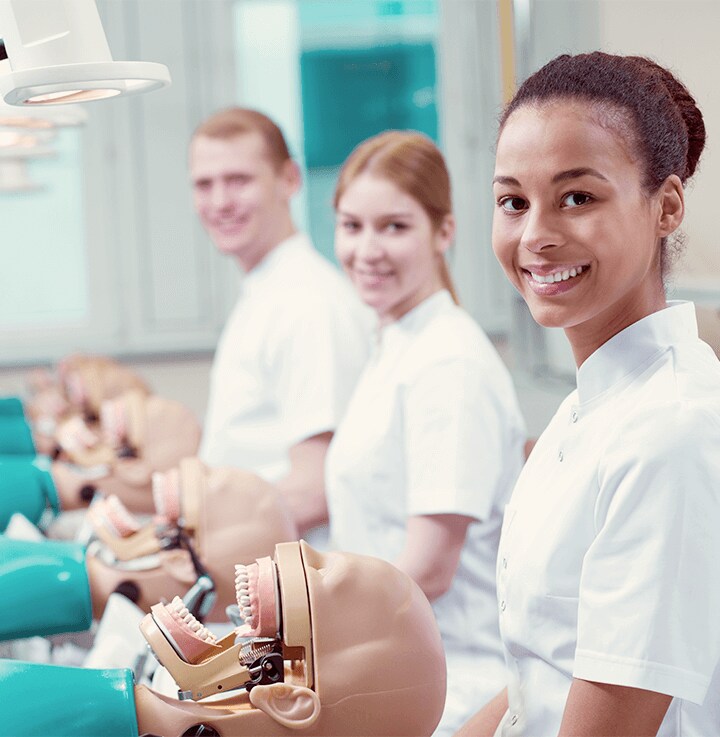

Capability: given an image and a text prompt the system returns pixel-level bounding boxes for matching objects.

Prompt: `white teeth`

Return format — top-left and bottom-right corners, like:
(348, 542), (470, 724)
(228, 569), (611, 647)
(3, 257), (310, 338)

(530, 266), (585, 284)
(167, 596), (216, 644)
(235, 564), (254, 622)
(151, 472), (166, 516)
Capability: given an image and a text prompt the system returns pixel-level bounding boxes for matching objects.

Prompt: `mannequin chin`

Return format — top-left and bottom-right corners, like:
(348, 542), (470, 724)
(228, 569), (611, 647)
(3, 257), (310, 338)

(52, 391), (201, 514)
(135, 541), (447, 737)
(86, 458), (298, 620)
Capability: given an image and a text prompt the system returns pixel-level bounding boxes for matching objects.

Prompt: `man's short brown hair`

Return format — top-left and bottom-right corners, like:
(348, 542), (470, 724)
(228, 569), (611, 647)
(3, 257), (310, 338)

(192, 108), (292, 171)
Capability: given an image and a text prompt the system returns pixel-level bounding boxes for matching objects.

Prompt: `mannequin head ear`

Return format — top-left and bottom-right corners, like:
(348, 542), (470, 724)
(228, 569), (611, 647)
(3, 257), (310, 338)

(249, 683), (321, 730)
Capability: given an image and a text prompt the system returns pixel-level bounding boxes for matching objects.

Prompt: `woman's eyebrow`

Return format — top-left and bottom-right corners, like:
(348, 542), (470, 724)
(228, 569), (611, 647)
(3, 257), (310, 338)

(492, 168), (609, 186)
(492, 175), (520, 186)
(552, 167), (608, 183)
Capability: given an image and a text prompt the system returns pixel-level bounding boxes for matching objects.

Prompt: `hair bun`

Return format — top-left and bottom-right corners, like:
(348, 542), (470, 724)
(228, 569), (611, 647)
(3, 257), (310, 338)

(631, 57), (706, 181)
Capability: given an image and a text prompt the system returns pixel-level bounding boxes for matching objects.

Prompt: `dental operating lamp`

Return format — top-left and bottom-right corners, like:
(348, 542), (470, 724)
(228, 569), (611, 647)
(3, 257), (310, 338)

(0, 0), (170, 106)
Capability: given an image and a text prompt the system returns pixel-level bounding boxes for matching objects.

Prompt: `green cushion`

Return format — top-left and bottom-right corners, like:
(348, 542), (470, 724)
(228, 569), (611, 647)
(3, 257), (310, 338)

(0, 538), (92, 640)
(0, 660), (138, 737)
(0, 397), (25, 418)
(0, 417), (35, 456)
(0, 458), (59, 529)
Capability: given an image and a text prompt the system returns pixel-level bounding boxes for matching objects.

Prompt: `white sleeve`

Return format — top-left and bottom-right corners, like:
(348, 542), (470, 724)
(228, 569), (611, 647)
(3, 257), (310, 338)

(267, 296), (369, 448)
(403, 357), (509, 520)
(574, 401), (720, 704)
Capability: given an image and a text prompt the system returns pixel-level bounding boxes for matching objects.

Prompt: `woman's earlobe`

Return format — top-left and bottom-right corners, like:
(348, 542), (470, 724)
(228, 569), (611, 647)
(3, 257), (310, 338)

(657, 174), (685, 237)
(248, 683), (321, 729)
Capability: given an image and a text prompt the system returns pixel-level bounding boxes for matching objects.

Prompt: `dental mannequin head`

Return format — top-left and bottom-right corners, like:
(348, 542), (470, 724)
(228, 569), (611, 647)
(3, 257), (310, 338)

(52, 391), (201, 514)
(334, 130), (458, 325)
(26, 354), (150, 455)
(135, 541), (446, 736)
(85, 457), (298, 619)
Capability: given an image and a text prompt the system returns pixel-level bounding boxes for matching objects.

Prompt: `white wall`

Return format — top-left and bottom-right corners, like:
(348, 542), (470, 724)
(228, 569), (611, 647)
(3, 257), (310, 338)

(597, 0), (720, 285)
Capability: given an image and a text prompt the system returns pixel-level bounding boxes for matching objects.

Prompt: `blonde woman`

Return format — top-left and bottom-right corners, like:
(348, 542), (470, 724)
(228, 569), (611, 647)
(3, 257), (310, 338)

(325, 131), (527, 736)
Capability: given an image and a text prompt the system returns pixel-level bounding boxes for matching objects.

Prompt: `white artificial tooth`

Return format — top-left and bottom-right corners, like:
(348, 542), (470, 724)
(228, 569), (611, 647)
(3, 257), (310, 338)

(570, 268), (577, 277)
(561, 270), (570, 281)
(577, 265), (583, 274)
(191, 621), (202, 632)
(240, 595), (251, 606)
(243, 606), (253, 619)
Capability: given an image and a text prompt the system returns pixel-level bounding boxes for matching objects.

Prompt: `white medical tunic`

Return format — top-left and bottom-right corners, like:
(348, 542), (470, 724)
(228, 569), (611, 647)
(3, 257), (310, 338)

(200, 233), (371, 482)
(497, 302), (720, 737)
(326, 290), (527, 736)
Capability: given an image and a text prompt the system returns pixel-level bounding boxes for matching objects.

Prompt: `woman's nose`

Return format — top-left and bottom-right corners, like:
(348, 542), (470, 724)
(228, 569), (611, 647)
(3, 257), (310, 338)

(355, 232), (385, 261)
(520, 205), (564, 253)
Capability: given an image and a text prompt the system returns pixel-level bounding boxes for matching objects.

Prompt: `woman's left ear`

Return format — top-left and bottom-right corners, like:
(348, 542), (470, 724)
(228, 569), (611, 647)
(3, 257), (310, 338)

(435, 214), (456, 255)
(657, 174), (684, 238)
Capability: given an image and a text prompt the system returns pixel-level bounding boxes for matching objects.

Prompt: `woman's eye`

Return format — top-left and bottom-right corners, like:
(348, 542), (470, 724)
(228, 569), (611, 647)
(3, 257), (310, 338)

(339, 220), (359, 232)
(386, 222), (408, 232)
(498, 196), (527, 212)
(561, 192), (592, 208)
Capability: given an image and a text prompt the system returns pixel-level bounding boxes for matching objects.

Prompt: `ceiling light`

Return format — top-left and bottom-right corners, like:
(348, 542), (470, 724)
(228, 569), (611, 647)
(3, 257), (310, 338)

(0, 0), (171, 107)
(0, 96), (87, 127)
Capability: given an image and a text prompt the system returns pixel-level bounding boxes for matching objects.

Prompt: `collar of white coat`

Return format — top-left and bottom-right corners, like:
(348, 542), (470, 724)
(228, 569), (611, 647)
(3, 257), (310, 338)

(576, 300), (699, 405)
(378, 289), (454, 347)
(241, 232), (313, 293)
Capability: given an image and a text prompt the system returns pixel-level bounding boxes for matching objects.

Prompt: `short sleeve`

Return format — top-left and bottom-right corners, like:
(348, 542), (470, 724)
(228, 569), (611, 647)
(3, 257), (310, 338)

(403, 357), (510, 520)
(574, 401), (720, 704)
(268, 295), (369, 447)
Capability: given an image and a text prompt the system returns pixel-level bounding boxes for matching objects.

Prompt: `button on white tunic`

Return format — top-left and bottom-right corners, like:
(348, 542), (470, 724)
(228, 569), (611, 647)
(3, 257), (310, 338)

(326, 290), (527, 735)
(497, 302), (720, 737)
(200, 233), (371, 482)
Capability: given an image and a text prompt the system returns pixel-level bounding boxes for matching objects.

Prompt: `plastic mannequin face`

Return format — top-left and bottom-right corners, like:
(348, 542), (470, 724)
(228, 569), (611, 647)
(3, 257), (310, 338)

(85, 458), (297, 620)
(52, 391), (201, 514)
(135, 541), (447, 737)
(26, 355), (150, 454)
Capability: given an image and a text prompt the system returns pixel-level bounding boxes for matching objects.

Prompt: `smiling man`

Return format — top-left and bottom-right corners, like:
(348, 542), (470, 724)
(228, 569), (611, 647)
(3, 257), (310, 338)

(190, 108), (369, 538)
